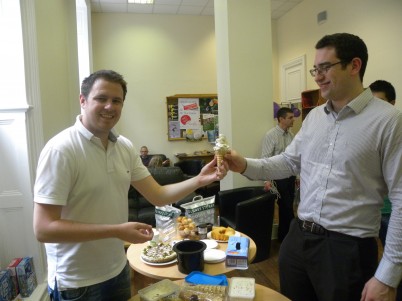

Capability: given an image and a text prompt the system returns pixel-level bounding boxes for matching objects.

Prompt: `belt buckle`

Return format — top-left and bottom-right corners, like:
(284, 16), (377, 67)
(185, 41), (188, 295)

(302, 220), (312, 232)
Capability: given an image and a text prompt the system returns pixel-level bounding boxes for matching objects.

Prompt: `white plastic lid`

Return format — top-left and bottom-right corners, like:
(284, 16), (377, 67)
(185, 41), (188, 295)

(201, 239), (218, 249)
(203, 249), (226, 263)
(228, 277), (255, 298)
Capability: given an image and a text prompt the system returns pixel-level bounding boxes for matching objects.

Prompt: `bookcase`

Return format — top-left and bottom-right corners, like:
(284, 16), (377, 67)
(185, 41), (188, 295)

(301, 89), (326, 120)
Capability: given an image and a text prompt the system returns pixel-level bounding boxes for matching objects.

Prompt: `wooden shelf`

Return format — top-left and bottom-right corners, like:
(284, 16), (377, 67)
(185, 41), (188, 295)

(301, 89), (325, 120)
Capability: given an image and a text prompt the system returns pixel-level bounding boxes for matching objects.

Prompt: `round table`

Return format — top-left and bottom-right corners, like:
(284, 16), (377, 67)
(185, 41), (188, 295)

(126, 232), (256, 280)
(129, 279), (290, 301)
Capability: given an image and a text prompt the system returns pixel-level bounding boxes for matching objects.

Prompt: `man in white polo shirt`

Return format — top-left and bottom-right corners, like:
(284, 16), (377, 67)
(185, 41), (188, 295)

(33, 70), (227, 301)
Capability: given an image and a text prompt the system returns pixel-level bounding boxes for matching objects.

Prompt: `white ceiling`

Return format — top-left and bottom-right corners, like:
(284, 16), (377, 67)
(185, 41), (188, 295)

(90, 0), (303, 20)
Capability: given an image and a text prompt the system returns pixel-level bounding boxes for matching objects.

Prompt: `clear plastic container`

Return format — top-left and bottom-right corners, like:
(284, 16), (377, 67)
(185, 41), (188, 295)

(228, 277), (255, 301)
(138, 279), (180, 301)
(179, 283), (227, 301)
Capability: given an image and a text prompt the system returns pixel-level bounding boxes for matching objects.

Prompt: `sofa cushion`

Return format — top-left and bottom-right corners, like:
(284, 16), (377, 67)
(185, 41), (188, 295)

(148, 166), (185, 184)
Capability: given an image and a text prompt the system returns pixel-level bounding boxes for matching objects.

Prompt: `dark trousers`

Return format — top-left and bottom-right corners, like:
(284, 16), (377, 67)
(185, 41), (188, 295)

(275, 176), (296, 242)
(279, 220), (378, 301)
(48, 262), (131, 301)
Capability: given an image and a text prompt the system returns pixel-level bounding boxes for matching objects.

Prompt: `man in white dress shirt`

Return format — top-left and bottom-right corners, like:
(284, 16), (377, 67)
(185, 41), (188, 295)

(224, 33), (402, 301)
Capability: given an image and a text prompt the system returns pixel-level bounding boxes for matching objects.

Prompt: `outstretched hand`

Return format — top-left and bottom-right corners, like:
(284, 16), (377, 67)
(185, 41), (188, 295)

(224, 150), (248, 173)
(118, 222), (154, 244)
(197, 157), (228, 186)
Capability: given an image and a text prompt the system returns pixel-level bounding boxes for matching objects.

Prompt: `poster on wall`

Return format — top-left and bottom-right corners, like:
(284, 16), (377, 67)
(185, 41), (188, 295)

(178, 98), (203, 141)
(168, 121), (180, 139)
(178, 98), (201, 129)
(168, 103), (178, 121)
(166, 94), (218, 141)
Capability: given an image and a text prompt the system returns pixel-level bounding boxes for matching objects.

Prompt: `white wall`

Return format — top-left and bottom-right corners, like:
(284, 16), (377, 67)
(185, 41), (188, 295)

(275, 0), (402, 111)
(35, 0), (80, 141)
(91, 0), (402, 163)
(92, 13), (218, 163)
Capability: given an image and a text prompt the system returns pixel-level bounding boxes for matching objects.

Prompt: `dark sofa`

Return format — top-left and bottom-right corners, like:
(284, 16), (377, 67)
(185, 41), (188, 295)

(128, 166), (196, 226)
(142, 154), (169, 166)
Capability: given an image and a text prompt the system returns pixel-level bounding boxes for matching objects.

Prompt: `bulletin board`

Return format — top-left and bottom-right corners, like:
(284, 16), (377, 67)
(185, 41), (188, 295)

(166, 94), (218, 141)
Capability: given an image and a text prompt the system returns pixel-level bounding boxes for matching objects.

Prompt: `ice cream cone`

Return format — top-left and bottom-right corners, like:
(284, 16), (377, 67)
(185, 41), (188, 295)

(214, 134), (230, 166)
(216, 151), (223, 166)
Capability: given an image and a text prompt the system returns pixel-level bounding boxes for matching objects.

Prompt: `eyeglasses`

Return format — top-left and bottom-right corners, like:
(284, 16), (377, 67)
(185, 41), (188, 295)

(309, 61), (343, 77)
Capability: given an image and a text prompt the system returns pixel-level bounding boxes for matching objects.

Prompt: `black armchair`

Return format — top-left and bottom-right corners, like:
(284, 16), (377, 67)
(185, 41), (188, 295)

(217, 186), (276, 263)
(174, 159), (205, 179)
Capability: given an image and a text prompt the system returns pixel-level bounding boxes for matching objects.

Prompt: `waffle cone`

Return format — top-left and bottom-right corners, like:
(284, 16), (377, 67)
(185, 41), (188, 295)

(216, 151), (223, 166)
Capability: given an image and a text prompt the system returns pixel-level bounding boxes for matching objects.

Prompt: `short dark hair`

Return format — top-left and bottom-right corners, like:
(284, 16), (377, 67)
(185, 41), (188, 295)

(277, 107), (293, 122)
(369, 80), (396, 103)
(81, 70), (127, 100)
(315, 33), (368, 82)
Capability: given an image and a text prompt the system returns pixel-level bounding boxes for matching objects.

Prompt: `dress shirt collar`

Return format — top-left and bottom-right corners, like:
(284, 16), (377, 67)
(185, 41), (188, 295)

(276, 124), (290, 135)
(324, 88), (373, 116)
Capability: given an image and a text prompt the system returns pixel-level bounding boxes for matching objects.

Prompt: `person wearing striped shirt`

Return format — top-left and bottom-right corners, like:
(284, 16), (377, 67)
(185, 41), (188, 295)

(224, 33), (402, 301)
(261, 107), (296, 242)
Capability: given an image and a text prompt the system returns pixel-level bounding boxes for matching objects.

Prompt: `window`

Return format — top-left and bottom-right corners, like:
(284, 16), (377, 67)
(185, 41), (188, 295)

(76, 0), (91, 85)
(0, 0), (27, 108)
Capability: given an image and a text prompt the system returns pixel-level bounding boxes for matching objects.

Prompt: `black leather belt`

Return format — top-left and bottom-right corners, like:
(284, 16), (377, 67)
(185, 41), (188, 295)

(297, 217), (327, 235)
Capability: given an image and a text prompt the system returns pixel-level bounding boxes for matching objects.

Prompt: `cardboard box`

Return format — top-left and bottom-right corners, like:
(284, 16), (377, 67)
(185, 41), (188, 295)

(16, 257), (37, 298)
(0, 269), (13, 301)
(225, 236), (249, 269)
(7, 258), (22, 299)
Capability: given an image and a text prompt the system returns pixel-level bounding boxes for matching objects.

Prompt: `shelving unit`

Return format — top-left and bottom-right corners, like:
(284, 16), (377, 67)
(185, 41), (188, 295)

(301, 89), (326, 120)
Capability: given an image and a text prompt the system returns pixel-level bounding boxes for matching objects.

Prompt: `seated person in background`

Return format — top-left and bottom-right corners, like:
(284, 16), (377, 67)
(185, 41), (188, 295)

(140, 146), (151, 166)
(148, 155), (164, 167)
(140, 146), (170, 167)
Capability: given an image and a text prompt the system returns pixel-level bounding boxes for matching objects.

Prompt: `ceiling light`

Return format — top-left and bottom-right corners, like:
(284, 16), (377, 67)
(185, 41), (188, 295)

(128, 0), (153, 3)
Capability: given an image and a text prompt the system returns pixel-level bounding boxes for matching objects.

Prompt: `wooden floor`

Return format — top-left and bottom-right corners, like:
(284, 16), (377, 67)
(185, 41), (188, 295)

(130, 239), (282, 296)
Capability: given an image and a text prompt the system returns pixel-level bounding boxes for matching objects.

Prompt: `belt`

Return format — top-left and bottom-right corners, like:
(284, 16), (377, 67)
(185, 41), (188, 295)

(296, 217), (327, 235)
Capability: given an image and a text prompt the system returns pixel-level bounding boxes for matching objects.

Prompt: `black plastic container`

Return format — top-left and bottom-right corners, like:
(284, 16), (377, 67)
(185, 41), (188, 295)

(173, 240), (207, 274)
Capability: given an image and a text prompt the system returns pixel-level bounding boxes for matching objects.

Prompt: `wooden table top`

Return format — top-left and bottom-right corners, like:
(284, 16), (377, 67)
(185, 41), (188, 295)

(129, 279), (290, 301)
(126, 232), (256, 280)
